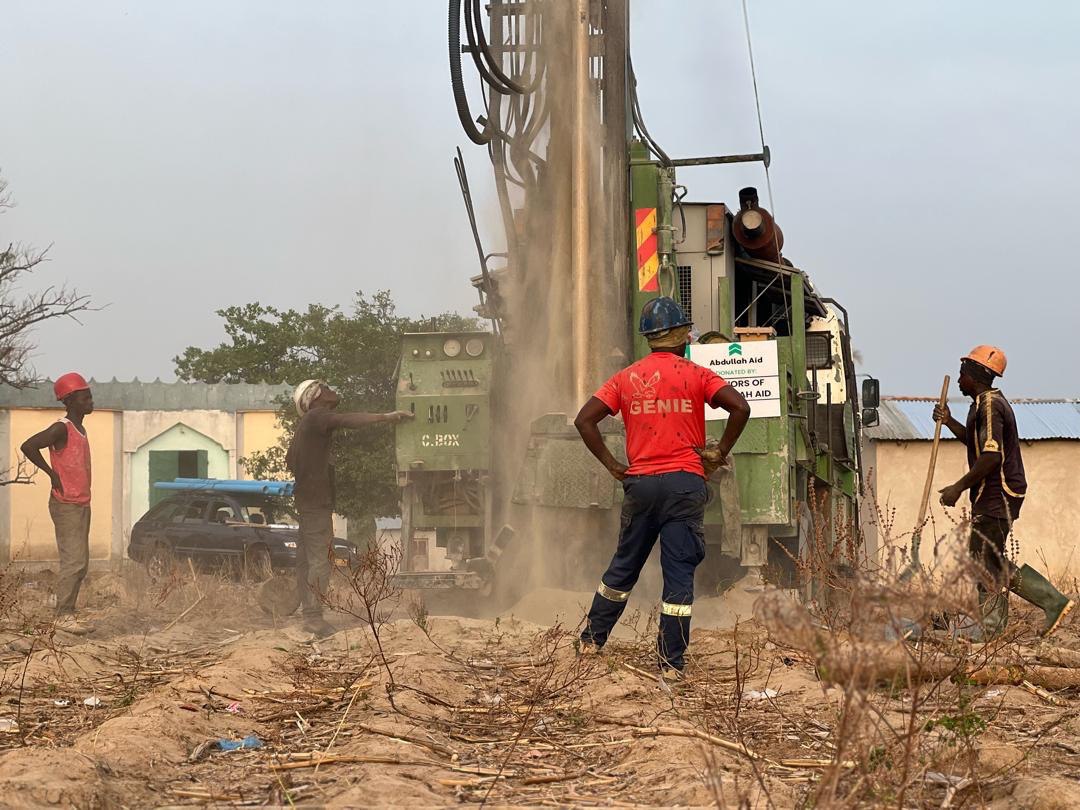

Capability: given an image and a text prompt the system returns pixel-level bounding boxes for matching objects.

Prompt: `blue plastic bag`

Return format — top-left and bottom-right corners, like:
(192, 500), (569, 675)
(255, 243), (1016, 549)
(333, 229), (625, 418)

(215, 734), (263, 752)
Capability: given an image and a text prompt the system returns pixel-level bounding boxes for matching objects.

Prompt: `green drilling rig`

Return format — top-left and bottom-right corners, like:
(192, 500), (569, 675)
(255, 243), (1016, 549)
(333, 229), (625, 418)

(391, 1), (878, 604)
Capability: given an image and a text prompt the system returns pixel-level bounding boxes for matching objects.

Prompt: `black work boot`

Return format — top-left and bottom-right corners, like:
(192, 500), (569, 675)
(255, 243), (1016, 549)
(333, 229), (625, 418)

(1009, 564), (1075, 637)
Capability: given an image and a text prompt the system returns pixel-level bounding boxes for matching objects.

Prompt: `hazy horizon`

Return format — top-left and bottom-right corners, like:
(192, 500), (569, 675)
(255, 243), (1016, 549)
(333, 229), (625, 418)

(3, 1), (1076, 396)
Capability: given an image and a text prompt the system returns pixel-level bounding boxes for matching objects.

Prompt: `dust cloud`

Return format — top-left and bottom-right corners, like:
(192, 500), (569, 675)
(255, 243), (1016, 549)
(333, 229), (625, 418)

(486, 3), (631, 604)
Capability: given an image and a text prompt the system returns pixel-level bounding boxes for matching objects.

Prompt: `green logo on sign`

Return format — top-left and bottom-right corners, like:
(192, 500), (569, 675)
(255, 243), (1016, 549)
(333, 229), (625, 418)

(728, 343), (742, 357)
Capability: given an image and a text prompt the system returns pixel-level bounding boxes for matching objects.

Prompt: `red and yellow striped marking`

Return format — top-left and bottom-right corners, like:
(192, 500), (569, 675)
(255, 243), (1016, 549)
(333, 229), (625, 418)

(635, 207), (659, 292)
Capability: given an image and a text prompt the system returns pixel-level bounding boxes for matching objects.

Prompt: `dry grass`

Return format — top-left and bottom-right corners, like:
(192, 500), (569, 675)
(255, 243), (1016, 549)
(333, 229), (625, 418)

(1, 505), (1079, 807)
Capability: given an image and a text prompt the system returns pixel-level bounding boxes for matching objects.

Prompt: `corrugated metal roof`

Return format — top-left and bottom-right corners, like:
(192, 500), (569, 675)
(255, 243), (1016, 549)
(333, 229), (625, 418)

(866, 398), (1080, 441)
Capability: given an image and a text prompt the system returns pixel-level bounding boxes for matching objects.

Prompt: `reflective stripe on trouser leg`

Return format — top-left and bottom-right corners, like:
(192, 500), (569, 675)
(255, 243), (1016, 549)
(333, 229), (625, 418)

(598, 581), (631, 602)
(661, 601), (691, 617)
(659, 602), (692, 670)
(582, 581), (634, 648)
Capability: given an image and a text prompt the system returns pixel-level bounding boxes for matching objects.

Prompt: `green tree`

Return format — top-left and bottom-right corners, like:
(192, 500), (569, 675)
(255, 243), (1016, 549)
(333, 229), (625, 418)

(175, 290), (478, 541)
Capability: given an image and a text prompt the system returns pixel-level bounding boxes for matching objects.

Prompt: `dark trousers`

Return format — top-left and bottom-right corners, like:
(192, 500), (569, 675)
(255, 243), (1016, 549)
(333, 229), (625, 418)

(50, 499), (91, 615)
(970, 515), (1011, 587)
(296, 506), (334, 618)
(582, 471), (707, 670)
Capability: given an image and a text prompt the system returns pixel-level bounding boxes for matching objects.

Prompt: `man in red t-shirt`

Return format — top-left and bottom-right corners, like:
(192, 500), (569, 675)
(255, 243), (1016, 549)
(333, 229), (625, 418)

(574, 297), (750, 675)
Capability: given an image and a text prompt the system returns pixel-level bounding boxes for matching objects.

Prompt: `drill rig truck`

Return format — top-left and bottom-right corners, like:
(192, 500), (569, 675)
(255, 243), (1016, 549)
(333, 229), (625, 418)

(392, 1), (879, 603)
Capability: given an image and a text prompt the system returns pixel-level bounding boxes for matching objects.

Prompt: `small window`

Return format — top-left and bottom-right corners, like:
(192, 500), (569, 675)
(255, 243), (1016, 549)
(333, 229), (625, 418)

(150, 501), (182, 524)
(179, 499), (209, 524)
(209, 501), (241, 524)
(676, 265), (693, 322)
(806, 332), (833, 370)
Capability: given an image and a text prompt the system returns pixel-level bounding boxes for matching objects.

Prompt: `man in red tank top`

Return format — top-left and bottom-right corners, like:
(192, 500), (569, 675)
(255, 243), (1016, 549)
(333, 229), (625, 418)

(21, 373), (95, 634)
(574, 298), (750, 678)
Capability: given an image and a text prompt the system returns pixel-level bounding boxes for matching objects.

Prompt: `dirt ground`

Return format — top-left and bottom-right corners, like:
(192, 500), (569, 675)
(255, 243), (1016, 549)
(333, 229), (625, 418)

(4, 565), (1080, 809)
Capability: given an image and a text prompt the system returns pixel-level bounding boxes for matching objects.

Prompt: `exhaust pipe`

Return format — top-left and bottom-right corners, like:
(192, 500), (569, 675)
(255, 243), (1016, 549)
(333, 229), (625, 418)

(733, 186), (784, 263)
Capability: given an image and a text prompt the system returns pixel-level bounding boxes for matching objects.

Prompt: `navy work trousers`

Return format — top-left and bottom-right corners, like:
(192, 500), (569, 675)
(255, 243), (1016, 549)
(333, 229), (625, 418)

(581, 471), (707, 670)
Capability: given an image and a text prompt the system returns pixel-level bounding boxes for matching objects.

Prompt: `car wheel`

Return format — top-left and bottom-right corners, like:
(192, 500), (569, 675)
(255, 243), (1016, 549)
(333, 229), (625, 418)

(243, 545), (273, 583)
(147, 543), (177, 581)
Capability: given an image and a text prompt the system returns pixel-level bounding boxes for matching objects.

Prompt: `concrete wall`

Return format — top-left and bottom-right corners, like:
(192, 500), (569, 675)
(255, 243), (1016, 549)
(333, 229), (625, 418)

(1, 406), (285, 566)
(238, 410), (282, 475)
(128, 423), (230, 528)
(3, 408), (121, 563)
(865, 439), (1080, 580)
(121, 410), (240, 537)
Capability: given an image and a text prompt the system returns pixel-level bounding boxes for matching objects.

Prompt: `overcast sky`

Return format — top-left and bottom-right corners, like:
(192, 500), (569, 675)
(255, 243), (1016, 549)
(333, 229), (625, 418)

(2, 1), (1077, 396)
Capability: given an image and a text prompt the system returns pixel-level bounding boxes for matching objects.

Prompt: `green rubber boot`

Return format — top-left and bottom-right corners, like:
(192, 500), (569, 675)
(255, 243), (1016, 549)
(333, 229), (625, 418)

(1009, 564), (1075, 637)
(956, 585), (1009, 642)
(978, 586), (1009, 639)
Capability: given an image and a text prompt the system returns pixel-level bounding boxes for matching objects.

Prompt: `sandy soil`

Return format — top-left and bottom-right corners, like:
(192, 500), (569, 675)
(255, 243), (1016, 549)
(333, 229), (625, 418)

(3, 566), (1080, 809)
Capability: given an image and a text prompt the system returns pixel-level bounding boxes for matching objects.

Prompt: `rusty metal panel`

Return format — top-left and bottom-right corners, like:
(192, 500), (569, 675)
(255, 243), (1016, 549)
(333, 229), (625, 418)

(514, 435), (621, 509)
(705, 203), (727, 255)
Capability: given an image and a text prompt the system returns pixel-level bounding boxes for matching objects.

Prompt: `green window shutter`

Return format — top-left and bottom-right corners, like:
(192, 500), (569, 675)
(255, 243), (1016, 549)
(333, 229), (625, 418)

(196, 449), (209, 478)
(148, 450), (180, 509)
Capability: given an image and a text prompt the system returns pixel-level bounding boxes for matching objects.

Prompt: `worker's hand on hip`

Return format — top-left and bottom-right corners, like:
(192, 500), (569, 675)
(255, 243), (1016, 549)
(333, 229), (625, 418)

(938, 484), (963, 507)
(384, 410), (414, 424)
(932, 402), (952, 425)
(695, 442), (730, 478)
(50, 471), (64, 494)
(606, 460), (629, 481)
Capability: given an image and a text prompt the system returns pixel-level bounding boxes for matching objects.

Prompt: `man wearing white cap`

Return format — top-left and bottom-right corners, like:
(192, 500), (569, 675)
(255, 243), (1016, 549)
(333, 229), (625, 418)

(286, 380), (413, 637)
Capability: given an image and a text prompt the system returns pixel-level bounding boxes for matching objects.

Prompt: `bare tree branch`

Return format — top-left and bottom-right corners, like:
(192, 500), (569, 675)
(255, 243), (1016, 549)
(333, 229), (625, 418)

(0, 172), (95, 484)
(0, 457), (35, 487)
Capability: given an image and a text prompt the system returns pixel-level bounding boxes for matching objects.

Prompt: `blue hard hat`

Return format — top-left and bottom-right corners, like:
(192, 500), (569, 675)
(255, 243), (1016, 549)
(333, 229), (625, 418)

(639, 296), (691, 335)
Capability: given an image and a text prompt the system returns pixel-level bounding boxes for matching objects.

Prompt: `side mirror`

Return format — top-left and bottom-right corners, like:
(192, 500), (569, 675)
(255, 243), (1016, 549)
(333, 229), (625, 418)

(861, 377), (880, 408)
(862, 407), (880, 428)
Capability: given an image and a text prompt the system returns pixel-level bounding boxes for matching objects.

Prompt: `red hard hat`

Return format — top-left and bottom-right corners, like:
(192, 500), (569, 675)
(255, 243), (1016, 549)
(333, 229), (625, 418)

(54, 372), (90, 401)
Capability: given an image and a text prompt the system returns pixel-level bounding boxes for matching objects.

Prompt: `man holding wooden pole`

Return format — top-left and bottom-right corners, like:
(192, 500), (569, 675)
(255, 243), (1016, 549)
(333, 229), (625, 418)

(936, 345), (1074, 638)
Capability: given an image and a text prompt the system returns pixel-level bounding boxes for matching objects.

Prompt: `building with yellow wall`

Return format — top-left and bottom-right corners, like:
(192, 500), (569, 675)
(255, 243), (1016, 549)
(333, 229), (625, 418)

(863, 397), (1080, 581)
(0, 380), (289, 567)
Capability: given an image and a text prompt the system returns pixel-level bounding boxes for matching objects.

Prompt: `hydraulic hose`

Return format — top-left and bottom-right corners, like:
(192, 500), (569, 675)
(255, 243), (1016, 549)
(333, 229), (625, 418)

(449, 0), (495, 144)
(464, 0), (514, 95)
(470, 0), (540, 95)
(628, 51), (672, 167)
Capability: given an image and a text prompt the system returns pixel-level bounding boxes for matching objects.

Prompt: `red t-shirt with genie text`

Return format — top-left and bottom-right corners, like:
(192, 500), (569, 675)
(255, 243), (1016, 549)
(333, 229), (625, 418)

(594, 352), (728, 477)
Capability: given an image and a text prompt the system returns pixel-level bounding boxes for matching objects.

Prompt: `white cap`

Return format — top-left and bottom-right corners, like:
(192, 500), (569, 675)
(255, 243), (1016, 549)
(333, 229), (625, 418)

(293, 379), (324, 416)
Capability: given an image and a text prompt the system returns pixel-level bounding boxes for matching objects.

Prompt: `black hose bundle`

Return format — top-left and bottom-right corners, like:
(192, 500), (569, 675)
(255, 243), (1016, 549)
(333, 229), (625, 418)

(449, 0), (495, 145)
(449, 0), (544, 145)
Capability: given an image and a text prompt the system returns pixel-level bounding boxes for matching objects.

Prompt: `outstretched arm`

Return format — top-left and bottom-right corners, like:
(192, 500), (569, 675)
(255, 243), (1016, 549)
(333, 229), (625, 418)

(574, 397), (627, 481)
(325, 410), (414, 430)
(20, 423), (68, 493)
(710, 386), (751, 458)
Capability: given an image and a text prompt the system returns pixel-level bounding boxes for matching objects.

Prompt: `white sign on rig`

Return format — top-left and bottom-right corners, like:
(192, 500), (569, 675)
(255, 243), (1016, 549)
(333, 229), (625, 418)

(689, 341), (781, 419)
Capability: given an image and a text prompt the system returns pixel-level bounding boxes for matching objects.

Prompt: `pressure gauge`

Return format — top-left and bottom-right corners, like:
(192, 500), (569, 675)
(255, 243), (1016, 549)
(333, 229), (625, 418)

(443, 338), (462, 358)
(465, 338), (484, 358)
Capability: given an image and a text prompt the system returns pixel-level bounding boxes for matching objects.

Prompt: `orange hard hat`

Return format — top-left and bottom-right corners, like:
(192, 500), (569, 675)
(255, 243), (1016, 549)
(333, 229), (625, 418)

(961, 345), (1006, 377)
(54, 372), (90, 401)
